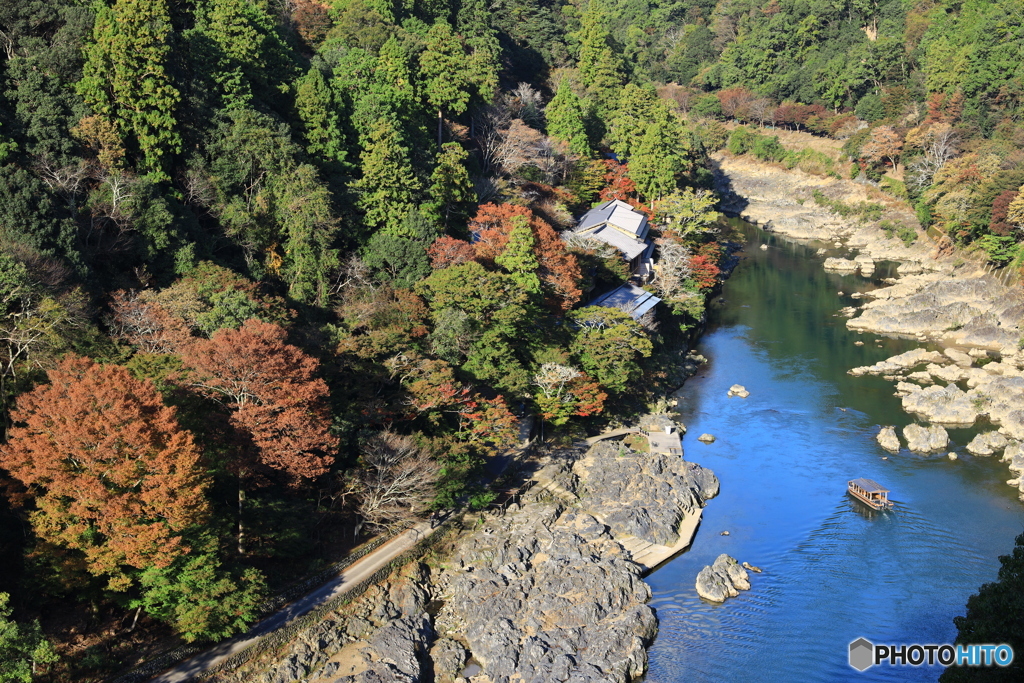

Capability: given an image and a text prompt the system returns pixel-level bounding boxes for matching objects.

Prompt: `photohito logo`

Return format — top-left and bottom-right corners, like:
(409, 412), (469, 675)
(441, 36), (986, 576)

(849, 638), (1014, 671)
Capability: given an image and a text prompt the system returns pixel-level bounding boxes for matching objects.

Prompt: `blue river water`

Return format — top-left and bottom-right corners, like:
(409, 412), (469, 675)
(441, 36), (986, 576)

(644, 223), (1024, 682)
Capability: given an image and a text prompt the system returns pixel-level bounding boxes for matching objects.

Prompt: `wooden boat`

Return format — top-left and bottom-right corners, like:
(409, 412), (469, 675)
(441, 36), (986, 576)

(847, 478), (894, 510)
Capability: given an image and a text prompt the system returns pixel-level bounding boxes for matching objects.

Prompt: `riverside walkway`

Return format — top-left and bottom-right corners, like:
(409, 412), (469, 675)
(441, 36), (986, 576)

(149, 520), (437, 683)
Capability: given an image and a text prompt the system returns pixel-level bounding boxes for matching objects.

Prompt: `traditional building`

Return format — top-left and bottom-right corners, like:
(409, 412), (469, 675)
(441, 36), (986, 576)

(587, 282), (661, 323)
(572, 199), (655, 280)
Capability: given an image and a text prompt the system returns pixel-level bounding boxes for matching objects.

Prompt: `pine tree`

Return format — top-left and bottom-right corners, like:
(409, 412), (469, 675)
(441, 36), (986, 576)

(78, 0), (180, 175)
(545, 81), (592, 158)
(353, 117), (422, 233)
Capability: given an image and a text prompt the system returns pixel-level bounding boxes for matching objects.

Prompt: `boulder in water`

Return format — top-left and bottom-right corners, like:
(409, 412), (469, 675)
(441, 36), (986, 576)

(902, 423), (949, 454)
(966, 431), (1009, 456)
(696, 554), (750, 602)
(727, 384), (750, 398)
(876, 426), (900, 453)
(698, 433), (716, 444)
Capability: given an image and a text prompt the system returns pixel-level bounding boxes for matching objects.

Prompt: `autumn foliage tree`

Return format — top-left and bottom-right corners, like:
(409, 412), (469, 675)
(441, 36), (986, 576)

(468, 203), (583, 312)
(532, 363), (606, 426)
(184, 319), (337, 481)
(184, 319), (337, 552)
(0, 356), (209, 591)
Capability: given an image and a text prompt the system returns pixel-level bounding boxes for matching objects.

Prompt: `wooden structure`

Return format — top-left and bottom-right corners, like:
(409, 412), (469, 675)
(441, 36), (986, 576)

(847, 478), (893, 510)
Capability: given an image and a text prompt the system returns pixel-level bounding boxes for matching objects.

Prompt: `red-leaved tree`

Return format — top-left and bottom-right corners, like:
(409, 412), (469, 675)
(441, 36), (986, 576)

(0, 356), (209, 591)
(469, 203), (583, 312)
(427, 235), (476, 269)
(184, 319), (338, 552)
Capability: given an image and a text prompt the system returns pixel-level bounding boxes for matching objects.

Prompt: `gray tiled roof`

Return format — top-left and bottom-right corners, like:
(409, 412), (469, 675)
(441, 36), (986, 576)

(589, 283), (661, 320)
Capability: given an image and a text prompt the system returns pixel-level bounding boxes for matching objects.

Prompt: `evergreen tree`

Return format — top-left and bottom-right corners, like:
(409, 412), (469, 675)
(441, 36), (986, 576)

(545, 81), (592, 158)
(425, 142), (476, 230)
(78, 0), (180, 175)
(294, 64), (348, 167)
(418, 21), (497, 144)
(495, 217), (542, 295)
(630, 107), (692, 204)
(575, 6), (625, 112)
(353, 117), (422, 234)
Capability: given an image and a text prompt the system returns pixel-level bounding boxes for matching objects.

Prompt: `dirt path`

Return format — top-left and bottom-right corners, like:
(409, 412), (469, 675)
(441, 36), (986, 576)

(148, 520), (436, 683)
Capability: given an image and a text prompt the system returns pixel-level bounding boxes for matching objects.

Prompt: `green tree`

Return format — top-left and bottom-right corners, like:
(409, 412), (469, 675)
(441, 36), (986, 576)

(133, 548), (266, 643)
(495, 218), (541, 295)
(545, 80), (592, 158)
(0, 593), (57, 682)
(657, 188), (719, 240)
(78, 0), (180, 175)
(941, 532), (1024, 682)
(272, 164), (341, 305)
(192, 0), (288, 109)
(568, 306), (652, 393)
(575, 6), (625, 112)
(425, 142), (477, 230)
(361, 209), (437, 288)
(294, 64), (348, 167)
(630, 107), (693, 204)
(418, 21), (497, 144)
(353, 117), (421, 234)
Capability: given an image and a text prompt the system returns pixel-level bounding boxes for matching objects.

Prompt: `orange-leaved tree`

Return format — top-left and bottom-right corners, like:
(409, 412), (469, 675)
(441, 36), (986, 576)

(0, 356), (209, 591)
(469, 203), (583, 312)
(183, 319), (338, 552)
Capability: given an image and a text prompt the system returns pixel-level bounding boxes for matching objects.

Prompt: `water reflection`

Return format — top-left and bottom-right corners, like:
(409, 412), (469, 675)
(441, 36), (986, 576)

(645, 222), (1024, 682)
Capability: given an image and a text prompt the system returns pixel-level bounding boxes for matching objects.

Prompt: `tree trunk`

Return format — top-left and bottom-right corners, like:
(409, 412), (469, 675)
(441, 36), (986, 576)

(237, 476), (246, 555)
(129, 605), (142, 632)
(437, 108), (444, 146)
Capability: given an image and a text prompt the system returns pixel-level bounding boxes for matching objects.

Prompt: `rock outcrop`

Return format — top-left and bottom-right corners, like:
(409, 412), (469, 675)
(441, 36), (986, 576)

(698, 433), (716, 443)
(876, 426), (900, 453)
(573, 442), (719, 546)
(902, 424), (949, 454)
(823, 257), (860, 272)
(901, 383), (981, 425)
(966, 432), (1009, 457)
(849, 348), (948, 376)
(439, 503), (657, 683)
(848, 278), (1024, 351)
(695, 554), (751, 602)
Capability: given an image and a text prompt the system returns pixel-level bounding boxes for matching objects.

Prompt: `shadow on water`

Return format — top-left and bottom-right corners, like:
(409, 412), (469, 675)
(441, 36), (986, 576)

(644, 221), (1024, 682)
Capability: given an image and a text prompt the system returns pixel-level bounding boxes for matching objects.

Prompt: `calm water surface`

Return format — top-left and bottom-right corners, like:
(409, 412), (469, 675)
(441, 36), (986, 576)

(645, 222), (1024, 682)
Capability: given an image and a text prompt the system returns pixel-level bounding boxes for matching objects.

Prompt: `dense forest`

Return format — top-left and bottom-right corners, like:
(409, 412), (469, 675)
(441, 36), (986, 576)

(0, 0), (1022, 679)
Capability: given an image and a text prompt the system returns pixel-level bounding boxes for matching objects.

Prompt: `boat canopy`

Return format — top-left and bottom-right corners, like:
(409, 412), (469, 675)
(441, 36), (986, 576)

(849, 478), (889, 493)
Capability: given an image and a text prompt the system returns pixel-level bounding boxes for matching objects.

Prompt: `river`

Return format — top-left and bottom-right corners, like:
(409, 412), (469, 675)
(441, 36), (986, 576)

(644, 221), (1024, 682)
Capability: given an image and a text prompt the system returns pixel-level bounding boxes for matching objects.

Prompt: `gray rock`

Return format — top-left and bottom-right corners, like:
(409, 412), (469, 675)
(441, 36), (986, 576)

(966, 432), (1009, 456)
(849, 348), (948, 376)
(697, 433), (716, 443)
(901, 383), (980, 425)
(876, 426), (900, 453)
(823, 257), (860, 272)
(695, 554), (750, 602)
(727, 384), (750, 398)
(902, 424), (949, 454)
(430, 638), (468, 683)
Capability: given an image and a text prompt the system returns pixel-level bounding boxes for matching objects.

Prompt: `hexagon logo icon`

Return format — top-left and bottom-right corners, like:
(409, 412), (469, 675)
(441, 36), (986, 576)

(849, 637), (874, 672)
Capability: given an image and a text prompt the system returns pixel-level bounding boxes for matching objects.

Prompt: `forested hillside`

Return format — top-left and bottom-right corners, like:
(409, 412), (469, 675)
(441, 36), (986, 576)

(0, 0), (1021, 679)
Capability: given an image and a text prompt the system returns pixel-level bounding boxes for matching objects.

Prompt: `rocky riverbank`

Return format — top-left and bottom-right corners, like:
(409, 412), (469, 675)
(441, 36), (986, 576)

(715, 151), (1024, 499)
(232, 437), (718, 683)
